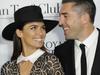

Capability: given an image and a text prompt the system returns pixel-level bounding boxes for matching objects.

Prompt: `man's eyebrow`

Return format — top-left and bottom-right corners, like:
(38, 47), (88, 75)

(59, 12), (68, 16)
(61, 12), (68, 15)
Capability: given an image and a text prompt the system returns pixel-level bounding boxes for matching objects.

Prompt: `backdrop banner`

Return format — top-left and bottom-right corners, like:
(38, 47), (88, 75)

(0, 0), (100, 71)
(0, 0), (65, 70)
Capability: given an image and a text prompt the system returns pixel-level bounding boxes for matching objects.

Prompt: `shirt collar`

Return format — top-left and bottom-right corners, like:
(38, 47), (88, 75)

(83, 28), (98, 48)
(75, 28), (98, 48)
(17, 49), (45, 64)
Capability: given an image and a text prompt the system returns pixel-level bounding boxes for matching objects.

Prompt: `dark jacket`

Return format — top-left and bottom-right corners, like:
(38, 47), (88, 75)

(54, 28), (100, 75)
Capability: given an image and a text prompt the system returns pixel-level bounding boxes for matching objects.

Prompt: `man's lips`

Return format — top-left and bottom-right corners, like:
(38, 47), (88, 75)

(64, 27), (69, 31)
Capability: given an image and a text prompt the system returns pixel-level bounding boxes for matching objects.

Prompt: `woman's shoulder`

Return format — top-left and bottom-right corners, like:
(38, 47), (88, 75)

(1, 60), (17, 69)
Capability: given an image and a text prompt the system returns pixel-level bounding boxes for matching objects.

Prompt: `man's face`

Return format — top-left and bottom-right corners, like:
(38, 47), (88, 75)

(59, 3), (83, 40)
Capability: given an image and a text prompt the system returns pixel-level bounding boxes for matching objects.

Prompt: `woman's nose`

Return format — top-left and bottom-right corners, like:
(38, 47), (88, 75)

(37, 28), (45, 35)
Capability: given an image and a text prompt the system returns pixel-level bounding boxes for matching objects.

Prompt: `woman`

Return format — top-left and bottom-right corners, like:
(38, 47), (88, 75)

(1, 6), (64, 75)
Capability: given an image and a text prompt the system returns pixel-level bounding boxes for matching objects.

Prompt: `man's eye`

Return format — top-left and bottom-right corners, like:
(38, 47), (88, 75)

(64, 15), (67, 18)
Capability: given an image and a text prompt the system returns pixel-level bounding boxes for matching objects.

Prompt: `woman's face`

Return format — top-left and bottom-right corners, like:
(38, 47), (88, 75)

(16, 21), (46, 50)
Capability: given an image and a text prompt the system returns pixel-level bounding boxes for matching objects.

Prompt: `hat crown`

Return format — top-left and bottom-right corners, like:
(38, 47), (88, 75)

(2, 5), (58, 41)
(14, 6), (43, 22)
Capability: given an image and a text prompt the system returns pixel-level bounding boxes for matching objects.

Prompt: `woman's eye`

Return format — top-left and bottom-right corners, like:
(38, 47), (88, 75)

(29, 25), (46, 31)
(42, 26), (46, 30)
(30, 26), (36, 30)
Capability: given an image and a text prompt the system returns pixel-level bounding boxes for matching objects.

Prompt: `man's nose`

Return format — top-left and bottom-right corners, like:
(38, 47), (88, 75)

(59, 16), (63, 27)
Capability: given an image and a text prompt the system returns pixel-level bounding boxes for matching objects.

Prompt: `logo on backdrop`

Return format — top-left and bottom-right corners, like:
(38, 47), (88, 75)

(0, 3), (60, 19)
(0, 0), (65, 53)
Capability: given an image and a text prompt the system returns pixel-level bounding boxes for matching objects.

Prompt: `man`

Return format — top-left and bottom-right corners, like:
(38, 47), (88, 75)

(54, 0), (100, 75)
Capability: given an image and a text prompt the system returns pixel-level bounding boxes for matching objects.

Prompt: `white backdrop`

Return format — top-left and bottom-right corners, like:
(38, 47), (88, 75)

(0, 0), (65, 70)
(0, 0), (100, 71)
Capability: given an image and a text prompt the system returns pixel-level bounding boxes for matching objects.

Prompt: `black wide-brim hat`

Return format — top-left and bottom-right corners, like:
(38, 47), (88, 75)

(2, 6), (58, 41)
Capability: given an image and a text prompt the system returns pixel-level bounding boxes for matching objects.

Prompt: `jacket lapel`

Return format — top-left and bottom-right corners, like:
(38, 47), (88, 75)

(91, 28), (100, 75)
(66, 40), (76, 75)
(72, 41), (76, 75)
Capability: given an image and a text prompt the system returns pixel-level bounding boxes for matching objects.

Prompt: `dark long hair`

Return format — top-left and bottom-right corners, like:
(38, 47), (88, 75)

(11, 22), (24, 61)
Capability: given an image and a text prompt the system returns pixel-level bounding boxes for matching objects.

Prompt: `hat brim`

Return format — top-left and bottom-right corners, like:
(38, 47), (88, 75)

(44, 20), (58, 32)
(2, 20), (58, 41)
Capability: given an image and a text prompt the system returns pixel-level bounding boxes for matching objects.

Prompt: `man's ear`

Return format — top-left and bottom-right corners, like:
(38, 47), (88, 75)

(81, 13), (90, 24)
(16, 29), (23, 38)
